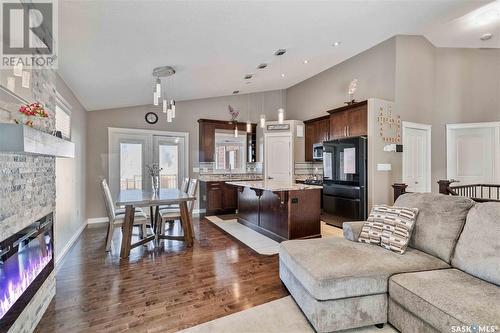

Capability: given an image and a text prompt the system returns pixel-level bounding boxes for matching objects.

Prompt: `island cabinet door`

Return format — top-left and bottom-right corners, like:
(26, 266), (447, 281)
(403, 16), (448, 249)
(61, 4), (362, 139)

(259, 191), (288, 239)
(237, 187), (260, 225)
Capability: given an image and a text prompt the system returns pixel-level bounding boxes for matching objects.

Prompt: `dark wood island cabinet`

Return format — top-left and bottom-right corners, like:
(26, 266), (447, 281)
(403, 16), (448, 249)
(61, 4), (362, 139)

(227, 180), (322, 242)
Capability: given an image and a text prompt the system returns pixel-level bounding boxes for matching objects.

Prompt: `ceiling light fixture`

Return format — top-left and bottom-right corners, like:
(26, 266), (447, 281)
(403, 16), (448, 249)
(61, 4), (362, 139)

(152, 66), (176, 122)
(332, 41), (342, 47)
(480, 33), (493, 41)
(246, 94), (252, 133)
(233, 90), (239, 94)
(303, 60), (309, 64)
(260, 94), (266, 129)
(275, 49), (286, 124)
(244, 74), (253, 80)
(257, 63), (268, 69)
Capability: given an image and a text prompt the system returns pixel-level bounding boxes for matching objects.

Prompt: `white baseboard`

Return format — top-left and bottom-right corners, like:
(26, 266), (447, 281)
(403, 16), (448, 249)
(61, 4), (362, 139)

(55, 220), (87, 269)
(87, 217), (109, 224)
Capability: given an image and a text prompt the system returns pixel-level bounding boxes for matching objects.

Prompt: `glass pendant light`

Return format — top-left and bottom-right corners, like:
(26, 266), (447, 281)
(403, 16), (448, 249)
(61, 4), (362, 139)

(260, 94), (266, 128)
(162, 99), (167, 113)
(278, 107), (284, 124)
(153, 91), (159, 106)
(234, 125), (238, 138)
(167, 108), (173, 122)
(155, 77), (161, 96)
(170, 99), (176, 118)
(246, 94), (251, 133)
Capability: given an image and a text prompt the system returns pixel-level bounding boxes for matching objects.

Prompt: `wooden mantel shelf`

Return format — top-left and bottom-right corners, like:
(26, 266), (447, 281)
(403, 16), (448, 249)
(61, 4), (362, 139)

(0, 124), (75, 158)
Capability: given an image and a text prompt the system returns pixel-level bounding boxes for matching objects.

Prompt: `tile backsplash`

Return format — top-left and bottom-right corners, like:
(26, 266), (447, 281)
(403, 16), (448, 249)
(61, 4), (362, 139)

(294, 161), (323, 179)
(199, 162), (262, 175)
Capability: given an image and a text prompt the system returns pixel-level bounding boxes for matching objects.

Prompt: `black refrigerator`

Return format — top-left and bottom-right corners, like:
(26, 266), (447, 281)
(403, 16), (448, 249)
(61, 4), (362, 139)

(322, 136), (367, 228)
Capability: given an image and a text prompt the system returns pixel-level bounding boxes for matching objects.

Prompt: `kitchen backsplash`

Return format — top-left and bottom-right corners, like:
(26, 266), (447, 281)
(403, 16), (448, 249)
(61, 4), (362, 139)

(294, 161), (323, 179)
(199, 162), (263, 175)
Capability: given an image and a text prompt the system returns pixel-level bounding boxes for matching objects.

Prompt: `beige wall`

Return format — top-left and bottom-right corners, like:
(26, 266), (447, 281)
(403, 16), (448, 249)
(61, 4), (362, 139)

(286, 37), (396, 120)
(286, 34), (500, 204)
(86, 90), (284, 218)
(55, 74), (88, 258)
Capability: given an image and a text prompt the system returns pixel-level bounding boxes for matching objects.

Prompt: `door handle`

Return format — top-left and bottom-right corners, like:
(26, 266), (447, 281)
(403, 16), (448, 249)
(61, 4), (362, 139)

(268, 177), (274, 180)
(347, 126), (350, 137)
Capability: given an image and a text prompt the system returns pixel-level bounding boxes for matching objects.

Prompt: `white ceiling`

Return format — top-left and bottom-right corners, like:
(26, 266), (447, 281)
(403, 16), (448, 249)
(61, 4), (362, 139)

(58, 1), (490, 111)
(425, 0), (500, 48)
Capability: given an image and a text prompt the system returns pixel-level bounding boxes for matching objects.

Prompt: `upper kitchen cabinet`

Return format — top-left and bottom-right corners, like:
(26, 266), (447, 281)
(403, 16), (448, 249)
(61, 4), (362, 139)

(304, 115), (330, 161)
(198, 119), (257, 163)
(328, 100), (367, 139)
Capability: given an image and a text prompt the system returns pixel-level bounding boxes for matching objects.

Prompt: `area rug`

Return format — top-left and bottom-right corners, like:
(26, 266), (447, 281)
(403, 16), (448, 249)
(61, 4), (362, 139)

(205, 216), (280, 255)
(176, 296), (398, 333)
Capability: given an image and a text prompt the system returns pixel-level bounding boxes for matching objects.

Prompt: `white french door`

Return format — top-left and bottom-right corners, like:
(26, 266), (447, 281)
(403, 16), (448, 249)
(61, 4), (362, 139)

(108, 128), (189, 200)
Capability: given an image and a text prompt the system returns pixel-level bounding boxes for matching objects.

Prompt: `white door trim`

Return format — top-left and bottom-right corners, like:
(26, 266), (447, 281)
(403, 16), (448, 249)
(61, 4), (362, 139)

(402, 121), (432, 192)
(108, 127), (189, 196)
(446, 122), (500, 182)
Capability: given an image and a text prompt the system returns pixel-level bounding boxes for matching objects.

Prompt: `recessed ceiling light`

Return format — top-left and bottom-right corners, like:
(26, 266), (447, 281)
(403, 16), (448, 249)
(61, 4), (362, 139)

(303, 60), (309, 64)
(244, 74), (253, 80)
(274, 49), (287, 56)
(257, 63), (268, 69)
(281, 73), (286, 78)
(332, 41), (342, 47)
(233, 90), (239, 94)
(480, 33), (493, 41)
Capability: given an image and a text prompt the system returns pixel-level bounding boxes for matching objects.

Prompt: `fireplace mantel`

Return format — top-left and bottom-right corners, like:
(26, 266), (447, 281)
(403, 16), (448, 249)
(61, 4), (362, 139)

(0, 124), (75, 158)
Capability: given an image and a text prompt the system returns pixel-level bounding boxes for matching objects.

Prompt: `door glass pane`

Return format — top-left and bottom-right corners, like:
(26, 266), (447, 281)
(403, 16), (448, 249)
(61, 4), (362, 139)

(159, 144), (178, 189)
(120, 143), (142, 190)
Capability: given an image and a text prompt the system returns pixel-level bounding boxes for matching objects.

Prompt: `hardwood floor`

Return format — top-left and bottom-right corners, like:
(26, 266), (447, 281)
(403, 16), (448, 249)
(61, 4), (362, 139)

(35, 217), (288, 333)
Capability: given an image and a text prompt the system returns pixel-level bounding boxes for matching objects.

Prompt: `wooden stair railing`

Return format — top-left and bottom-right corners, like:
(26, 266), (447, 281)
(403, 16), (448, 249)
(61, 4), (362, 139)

(438, 180), (500, 203)
(393, 180), (500, 203)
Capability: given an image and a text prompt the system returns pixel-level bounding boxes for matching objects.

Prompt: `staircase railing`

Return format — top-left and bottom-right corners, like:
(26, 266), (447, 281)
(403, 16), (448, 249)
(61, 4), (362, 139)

(392, 180), (500, 203)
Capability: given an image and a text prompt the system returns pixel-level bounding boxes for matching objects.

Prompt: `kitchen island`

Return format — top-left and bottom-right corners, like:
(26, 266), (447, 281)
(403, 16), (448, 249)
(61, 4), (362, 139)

(226, 180), (322, 242)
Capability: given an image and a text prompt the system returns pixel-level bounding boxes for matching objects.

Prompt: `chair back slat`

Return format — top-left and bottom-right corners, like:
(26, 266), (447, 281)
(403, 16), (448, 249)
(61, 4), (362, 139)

(101, 179), (116, 220)
(187, 179), (198, 214)
(181, 177), (189, 193)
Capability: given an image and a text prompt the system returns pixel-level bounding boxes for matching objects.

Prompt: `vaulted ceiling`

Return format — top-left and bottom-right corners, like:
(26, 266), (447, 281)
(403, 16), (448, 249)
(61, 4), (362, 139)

(58, 1), (491, 111)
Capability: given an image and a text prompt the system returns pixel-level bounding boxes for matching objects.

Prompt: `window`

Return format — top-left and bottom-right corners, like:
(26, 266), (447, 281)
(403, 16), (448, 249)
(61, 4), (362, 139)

(214, 129), (246, 173)
(55, 93), (71, 139)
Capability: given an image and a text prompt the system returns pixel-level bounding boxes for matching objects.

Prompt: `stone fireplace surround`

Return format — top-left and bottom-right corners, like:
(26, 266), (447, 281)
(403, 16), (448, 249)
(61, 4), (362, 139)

(0, 153), (56, 333)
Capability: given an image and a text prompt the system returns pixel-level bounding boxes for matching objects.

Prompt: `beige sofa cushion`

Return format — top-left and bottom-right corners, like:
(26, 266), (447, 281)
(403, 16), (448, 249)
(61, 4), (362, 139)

(279, 237), (449, 300)
(394, 193), (475, 263)
(452, 202), (500, 286)
(389, 269), (500, 331)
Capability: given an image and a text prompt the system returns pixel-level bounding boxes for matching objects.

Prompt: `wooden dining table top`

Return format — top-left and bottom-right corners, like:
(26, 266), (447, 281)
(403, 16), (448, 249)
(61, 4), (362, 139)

(115, 188), (196, 207)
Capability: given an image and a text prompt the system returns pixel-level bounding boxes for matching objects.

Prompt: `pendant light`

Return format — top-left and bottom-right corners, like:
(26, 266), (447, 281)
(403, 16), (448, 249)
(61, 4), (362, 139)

(275, 49), (286, 123)
(155, 77), (161, 96)
(152, 66), (176, 118)
(171, 99), (176, 118)
(234, 127), (239, 138)
(260, 94), (266, 128)
(246, 94), (251, 133)
(162, 98), (167, 113)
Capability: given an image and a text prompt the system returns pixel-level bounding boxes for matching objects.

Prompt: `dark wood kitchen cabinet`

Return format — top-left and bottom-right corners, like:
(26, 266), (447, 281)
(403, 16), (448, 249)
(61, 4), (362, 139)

(328, 100), (367, 139)
(198, 119), (257, 163)
(304, 115), (330, 161)
(200, 181), (238, 215)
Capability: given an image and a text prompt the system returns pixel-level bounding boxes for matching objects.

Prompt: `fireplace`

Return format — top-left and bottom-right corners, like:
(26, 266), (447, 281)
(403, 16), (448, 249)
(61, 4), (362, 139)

(0, 213), (54, 332)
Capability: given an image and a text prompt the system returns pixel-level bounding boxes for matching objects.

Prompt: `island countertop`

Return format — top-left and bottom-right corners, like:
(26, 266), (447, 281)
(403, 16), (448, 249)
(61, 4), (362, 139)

(226, 180), (322, 191)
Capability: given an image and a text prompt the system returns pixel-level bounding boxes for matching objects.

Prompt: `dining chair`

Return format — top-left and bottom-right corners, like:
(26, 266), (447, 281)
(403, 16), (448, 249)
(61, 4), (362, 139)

(157, 178), (198, 236)
(158, 177), (190, 210)
(100, 179), (150, 251)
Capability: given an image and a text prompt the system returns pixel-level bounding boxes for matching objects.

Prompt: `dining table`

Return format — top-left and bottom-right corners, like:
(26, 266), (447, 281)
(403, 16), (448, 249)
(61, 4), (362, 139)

(115, 188), (196, 259)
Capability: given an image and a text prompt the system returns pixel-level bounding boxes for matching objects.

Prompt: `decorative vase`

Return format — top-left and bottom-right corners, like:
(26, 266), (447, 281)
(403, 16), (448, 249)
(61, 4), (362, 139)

(152, 175), (160, 193)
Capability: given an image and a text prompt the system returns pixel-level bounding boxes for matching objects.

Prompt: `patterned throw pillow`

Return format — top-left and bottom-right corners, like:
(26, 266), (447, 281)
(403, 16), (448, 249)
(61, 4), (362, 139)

(359, 205), (419, 254)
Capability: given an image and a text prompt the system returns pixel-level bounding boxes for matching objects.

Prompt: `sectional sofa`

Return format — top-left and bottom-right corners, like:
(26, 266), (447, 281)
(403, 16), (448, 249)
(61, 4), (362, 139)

(279, 193), (500, 332)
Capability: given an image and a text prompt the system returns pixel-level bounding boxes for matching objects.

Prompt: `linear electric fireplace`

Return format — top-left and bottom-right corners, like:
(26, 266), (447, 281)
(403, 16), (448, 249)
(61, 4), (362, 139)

(0, 213), (54, 332)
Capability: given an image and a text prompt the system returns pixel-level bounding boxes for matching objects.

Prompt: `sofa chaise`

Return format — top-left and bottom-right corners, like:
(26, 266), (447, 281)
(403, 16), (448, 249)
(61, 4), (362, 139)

(279, 193), (500, 332)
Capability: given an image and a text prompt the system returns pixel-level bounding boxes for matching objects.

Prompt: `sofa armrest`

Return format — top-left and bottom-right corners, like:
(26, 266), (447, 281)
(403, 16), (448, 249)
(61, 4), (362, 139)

(342, 221), (365, 242)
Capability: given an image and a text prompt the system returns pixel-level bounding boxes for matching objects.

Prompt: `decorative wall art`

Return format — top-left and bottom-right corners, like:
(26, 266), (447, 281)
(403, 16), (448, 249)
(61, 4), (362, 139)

(377, 104), (401, 143)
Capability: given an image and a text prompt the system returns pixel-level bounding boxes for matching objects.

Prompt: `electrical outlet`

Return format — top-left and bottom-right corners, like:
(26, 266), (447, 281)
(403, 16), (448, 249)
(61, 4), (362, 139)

(291, 198), (299, 204)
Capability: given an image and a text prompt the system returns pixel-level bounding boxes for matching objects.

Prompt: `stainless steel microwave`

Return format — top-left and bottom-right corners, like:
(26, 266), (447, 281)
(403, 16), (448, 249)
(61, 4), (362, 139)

(312, 143), (323, 161)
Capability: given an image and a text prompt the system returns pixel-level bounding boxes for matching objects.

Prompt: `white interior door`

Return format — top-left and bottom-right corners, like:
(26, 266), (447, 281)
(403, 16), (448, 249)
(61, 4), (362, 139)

(447, 123), (500, 185)
(265, 134), (292, 181)
(403, 122), (431, 192)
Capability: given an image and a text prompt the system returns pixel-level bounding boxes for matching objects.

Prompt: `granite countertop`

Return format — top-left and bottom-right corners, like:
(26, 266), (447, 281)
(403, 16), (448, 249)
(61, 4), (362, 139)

(226, 180), (322, 191)
(198, 174), (263, 182)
